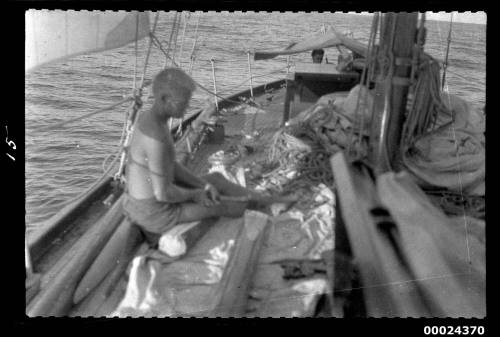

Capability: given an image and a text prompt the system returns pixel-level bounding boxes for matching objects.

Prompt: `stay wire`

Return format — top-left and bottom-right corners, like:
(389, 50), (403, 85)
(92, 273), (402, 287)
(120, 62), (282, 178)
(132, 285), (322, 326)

(38, 12), (161, 211)
(151, 33), (268, 108)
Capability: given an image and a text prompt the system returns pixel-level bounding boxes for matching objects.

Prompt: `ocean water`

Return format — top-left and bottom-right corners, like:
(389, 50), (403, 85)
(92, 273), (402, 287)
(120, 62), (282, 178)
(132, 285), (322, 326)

(25, 12), (486, 229)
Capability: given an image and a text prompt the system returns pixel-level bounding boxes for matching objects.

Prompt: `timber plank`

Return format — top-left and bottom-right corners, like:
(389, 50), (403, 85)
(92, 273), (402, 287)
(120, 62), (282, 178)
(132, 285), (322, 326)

(209, 210), (269, 317)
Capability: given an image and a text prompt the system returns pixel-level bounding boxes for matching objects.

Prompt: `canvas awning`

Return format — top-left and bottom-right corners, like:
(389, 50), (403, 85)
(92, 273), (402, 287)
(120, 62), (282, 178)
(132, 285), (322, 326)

(253, 27), (367, 61)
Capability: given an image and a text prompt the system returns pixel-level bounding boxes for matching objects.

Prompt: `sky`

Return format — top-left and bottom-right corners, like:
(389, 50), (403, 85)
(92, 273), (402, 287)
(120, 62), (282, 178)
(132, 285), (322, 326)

(356, 12), (486, 25)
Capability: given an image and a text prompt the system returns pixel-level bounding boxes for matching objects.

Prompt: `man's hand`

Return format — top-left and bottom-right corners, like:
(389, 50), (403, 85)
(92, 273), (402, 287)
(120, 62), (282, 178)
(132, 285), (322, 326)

(194, 183), (220, 207)
(204, 183), (220, 204)
(193, 99), (218, 130)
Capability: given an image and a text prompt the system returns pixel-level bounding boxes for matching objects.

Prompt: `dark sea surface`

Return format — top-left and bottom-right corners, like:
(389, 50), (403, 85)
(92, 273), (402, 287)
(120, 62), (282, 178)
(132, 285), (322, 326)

(25, 12), (486, 230)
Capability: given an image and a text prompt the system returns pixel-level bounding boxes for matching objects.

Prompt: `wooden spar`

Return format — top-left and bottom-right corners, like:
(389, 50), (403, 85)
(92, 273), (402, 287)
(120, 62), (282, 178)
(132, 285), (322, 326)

(209, 211), (269, 317)
(330, 153), (430, 317)
(376, 173), (486, 317)
(27, 194), (125, 317)
(70, 228), (145, 317)
(369, 13), (418, 174)
(72, 219), (142, 304)
(337, 33), (368, 59)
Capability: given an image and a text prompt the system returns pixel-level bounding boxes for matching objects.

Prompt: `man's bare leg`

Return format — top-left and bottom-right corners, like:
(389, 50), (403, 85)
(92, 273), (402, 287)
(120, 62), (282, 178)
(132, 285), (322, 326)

(202, 172), (252, 196)
(177, 200), (247, 223)
(176, 172), (296, 223)
(203, 172), (296, 204)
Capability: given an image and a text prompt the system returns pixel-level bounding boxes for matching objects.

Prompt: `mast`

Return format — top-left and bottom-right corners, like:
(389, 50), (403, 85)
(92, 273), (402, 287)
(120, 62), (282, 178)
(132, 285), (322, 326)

(369, 13), (419, 174)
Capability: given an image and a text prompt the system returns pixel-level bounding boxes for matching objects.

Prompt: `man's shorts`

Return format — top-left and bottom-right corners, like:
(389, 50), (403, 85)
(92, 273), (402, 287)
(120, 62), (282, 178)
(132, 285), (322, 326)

(123, 194), (182, 245)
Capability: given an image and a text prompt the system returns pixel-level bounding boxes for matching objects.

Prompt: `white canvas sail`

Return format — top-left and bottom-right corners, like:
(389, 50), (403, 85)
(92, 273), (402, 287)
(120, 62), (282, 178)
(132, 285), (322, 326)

(25, 10), (150, 72)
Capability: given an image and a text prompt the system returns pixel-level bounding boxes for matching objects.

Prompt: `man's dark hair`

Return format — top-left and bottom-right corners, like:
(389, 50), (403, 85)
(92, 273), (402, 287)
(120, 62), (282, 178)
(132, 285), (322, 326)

(311, 49), (325, 57)
(153, 68), (196, 99)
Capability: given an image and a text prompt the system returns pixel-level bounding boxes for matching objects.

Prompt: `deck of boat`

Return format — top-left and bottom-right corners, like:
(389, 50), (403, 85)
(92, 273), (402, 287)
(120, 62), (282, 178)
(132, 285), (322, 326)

(69, 84), (341, 317)
(187, 85), (289, 174)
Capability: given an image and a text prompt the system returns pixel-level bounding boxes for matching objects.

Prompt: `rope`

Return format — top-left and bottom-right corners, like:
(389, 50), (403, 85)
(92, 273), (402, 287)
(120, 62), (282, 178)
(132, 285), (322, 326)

(247, 51), (254, 98)
(163, 12), (179, 69)
(34, 12), (161, 212)
(346, 12), (379, 159)
(265, 130), (334, 191)
(401, 55), (454, 149)
(210, 58), (219, 111)
(170, 13), (182, 67)
(29, 97), (134, 133)
(151, 32), (283, 108)
(175, 14), (202, 138)
(151, 33), (180, 68)
(188, 14), (201, 75)
(216, 66), (288, 96)
(176, 12), (189, 69)
(441, 13), (454, 90)
(133, 12), (139, 90)
(115, 12), (160, 182)
(380, 16), (399, 170)
(356, 12), (379, 159)
(102, 108), (129, 173)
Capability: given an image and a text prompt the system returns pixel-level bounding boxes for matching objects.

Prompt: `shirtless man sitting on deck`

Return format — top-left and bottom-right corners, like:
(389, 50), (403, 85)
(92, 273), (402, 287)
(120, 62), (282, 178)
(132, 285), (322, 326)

(123, 68), (280, 245)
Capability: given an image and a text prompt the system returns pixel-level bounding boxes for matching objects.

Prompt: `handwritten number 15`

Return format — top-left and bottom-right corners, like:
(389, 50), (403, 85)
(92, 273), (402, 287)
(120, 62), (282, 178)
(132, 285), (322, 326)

(5, 125), (15, 161)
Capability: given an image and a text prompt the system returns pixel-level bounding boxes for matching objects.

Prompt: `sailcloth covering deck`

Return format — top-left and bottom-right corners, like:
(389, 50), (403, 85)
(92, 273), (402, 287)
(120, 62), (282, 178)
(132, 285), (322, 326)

(25, 10), (150, 73)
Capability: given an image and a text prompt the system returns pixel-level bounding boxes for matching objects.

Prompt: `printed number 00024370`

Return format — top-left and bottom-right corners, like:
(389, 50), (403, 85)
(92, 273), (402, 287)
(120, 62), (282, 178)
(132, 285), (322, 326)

(423, 326), (485, 335)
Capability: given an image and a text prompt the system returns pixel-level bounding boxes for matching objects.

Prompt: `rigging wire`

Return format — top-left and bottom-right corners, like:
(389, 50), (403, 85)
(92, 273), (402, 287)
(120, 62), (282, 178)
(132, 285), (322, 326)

(441, 13), (454, 90)
(171, 12), (184, 67)
(346, 12), (379, 160)
(188, 14), (201, 75)
(151, 33), (272, 108)
(176, 13), (202, 138)
(177, 12), (190, 70)
(115, 12), (160, 183)
(163, 12), (179, 69)
(37, 12), (161, 211)
(216, 66), (288, 94)
(29, 97), (134, 133)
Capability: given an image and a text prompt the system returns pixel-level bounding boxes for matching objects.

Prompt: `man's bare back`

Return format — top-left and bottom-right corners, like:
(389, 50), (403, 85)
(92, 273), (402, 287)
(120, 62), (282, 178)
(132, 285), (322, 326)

(126, 111), (176, 201)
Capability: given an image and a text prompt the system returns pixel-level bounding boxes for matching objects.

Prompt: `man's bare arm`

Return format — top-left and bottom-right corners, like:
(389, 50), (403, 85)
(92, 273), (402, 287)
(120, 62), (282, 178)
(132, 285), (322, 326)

(174, 162), (207, 189)
(145, 138), (202, 203)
